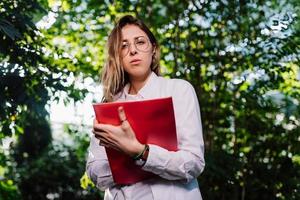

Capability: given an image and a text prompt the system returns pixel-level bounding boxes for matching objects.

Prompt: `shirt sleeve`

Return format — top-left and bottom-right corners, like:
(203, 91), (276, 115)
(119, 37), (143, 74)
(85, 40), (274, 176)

(141, 80), (205, 182)
(86, 135), (115, 191)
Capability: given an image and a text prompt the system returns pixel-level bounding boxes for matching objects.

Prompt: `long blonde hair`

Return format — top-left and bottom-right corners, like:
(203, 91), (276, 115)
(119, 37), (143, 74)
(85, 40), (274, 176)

(101, 15), (160, 102)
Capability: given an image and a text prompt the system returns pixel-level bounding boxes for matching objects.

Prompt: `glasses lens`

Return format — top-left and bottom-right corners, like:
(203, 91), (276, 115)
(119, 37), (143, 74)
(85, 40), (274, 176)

(135, 36), (150, 52)
(121, 41), (129, 57)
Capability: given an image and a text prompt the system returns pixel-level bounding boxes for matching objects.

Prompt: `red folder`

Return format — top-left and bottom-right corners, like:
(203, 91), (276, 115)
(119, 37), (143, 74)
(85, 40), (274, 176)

(93, 97), (178, 184)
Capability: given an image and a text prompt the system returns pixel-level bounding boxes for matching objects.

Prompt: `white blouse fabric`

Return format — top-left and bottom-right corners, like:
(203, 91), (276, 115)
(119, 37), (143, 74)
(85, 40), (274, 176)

(86, 72), (205, 200)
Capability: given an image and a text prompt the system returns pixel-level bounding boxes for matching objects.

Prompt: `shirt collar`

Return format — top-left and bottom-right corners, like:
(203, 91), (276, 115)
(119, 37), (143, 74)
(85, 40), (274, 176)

(123, 71), (158, 100)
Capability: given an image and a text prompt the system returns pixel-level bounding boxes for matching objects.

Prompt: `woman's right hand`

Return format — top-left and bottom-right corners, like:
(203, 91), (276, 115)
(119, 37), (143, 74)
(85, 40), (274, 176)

(93, 106), (145, 157)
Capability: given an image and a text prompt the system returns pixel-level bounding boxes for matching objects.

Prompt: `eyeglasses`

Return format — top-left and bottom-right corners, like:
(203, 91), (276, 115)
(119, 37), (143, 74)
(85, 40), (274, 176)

(121, 36), (151, 57)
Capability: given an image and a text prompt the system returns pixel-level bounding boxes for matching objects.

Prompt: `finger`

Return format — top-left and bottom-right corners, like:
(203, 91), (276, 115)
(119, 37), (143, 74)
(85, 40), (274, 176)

(94, 130), (118, 145)
(93, 126), (105, 133)
(107, 143), (122, 152)
(95, 134), (101, 140)
(118, 107), (132, 131)
(99, 139), (120, 151)
(95, 134), (103, 140)
(93, 118), (99, 125)
(99, 139), (109, 147)
(118, 106), (127, 123)
(96, 135), (111, 144)
(95, 132), (121, 150)
(94, 123), (111, 133)
(92, 129), (107, 137)
(96, 133), (112, 147)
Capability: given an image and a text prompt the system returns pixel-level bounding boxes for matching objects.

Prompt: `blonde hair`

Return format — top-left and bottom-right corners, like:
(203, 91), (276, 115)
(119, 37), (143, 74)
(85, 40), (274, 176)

(101, 15), (160, 102)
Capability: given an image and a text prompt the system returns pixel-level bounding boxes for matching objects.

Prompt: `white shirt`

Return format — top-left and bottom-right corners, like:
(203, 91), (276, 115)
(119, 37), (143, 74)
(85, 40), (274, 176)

(86, 72), (205, 200)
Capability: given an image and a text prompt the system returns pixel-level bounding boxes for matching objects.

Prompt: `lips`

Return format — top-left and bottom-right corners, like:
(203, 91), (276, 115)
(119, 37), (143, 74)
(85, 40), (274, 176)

(130, 59), (141, 64)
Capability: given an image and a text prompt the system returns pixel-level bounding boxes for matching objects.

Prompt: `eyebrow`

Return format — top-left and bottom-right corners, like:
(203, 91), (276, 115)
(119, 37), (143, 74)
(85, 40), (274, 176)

(122, 35), (145, 42)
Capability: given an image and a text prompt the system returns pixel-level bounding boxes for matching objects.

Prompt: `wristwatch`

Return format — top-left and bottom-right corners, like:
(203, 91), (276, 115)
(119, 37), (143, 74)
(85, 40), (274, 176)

(134, 144), (149, 166)
(135, 157), (146, 166)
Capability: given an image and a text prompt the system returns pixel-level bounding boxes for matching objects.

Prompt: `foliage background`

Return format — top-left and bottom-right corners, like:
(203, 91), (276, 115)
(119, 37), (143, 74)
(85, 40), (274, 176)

(1, 0), (300, 199)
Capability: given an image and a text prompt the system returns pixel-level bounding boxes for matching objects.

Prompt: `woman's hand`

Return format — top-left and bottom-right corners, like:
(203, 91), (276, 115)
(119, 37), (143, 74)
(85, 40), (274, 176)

(93, 106), (145, 157)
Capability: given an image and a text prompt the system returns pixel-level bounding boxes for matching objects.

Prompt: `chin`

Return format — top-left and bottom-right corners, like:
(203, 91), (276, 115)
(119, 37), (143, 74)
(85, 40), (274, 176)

(127, 68), (151, 78)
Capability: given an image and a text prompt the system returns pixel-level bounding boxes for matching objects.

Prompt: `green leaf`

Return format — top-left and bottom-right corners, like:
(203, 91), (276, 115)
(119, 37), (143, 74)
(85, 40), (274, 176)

(0, 19), (22, 40)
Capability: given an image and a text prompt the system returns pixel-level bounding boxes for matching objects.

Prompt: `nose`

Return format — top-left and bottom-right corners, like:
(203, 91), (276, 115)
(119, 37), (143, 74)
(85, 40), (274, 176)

(129, 43), (137, 55)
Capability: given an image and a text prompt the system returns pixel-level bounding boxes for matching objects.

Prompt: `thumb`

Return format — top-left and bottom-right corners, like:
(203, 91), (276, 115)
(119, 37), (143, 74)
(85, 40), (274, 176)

(118, 106), (131, 130)
(118, 106), (127, 123)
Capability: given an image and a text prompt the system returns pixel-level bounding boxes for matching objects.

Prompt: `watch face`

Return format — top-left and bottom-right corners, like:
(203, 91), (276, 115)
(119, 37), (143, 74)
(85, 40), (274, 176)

(135, 158), (146, 166)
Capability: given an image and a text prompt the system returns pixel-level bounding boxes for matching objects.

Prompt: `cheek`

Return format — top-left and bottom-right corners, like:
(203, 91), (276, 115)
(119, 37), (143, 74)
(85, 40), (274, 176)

(144, 53), (153, 65)
(122, 58), (130, 69)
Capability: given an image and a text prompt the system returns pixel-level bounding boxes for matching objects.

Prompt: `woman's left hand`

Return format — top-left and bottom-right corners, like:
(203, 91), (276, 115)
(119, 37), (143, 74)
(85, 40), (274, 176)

(93, 106), (145, 157)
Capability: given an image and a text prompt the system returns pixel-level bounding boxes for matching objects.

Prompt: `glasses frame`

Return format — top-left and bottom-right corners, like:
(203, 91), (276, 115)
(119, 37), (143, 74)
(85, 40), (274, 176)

(120, 36), (152, 57)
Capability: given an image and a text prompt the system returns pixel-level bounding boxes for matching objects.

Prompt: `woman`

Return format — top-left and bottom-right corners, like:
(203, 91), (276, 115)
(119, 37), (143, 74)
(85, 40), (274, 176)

(86, 15), (205, 200)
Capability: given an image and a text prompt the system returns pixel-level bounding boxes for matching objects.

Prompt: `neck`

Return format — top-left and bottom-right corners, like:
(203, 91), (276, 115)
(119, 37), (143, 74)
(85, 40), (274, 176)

(129, 71), (152, 95)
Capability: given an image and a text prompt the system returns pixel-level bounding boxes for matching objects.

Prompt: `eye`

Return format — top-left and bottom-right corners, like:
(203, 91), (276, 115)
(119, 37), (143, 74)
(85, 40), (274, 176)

(137, 41), (145, 44)
(136, 37), (147, 45)
(121, 43), (129, 49)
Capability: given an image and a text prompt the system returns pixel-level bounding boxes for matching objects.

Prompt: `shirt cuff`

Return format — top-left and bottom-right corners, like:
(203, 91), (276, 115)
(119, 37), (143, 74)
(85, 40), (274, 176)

(141, 144), (172, 173)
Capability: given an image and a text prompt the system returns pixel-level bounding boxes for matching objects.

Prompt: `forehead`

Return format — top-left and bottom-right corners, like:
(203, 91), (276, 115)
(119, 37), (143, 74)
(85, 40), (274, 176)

(121, 24), (148, 40)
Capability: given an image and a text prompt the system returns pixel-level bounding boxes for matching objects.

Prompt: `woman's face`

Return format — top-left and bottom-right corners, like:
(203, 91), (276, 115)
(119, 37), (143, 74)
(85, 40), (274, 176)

(121, 24), (154, 80)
